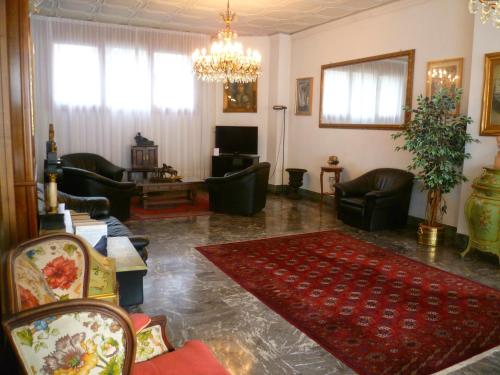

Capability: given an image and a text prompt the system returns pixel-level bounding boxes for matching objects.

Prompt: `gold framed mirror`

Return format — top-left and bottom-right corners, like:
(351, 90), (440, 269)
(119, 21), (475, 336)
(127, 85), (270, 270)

(319, 50), (415, 130)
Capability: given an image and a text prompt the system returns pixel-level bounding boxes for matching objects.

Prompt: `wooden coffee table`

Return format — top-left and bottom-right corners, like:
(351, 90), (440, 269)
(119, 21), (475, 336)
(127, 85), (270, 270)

(137, 178), (205, 209)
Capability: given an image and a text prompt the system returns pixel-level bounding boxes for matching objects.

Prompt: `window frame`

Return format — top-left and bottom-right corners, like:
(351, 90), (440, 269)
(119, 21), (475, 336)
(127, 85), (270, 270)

(319, 49), (415, 130)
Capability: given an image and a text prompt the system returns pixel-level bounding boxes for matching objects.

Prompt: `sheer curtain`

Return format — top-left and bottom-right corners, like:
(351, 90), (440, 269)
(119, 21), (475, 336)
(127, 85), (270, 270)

(31, 16), (215, 179)
(321, 59), (408, 125)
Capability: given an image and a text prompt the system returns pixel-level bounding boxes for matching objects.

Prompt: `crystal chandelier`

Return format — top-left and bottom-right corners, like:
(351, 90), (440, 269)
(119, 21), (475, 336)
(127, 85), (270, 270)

(192, 0), (262, 83)
(469, 0), (500, 28)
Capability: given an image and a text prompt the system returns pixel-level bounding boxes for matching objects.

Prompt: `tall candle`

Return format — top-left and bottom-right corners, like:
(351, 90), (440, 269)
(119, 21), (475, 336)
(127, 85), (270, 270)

(47, 173), (58, 213)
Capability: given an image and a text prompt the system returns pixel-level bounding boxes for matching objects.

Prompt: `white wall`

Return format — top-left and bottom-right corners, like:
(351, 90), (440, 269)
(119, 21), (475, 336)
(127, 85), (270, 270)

(288, 0), (474, 226)
(456, 14), (500, 234)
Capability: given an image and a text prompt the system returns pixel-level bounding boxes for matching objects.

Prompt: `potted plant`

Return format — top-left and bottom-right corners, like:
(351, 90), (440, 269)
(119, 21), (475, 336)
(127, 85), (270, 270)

(392, 88), (476, 246)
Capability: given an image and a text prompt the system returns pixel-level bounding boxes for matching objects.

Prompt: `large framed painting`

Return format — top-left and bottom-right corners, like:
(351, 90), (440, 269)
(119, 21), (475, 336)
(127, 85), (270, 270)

(223, 81), (258, 113)
(295, 77), (313, 116)
(426, 58), (463, 114)
(481, 52), (500, 136)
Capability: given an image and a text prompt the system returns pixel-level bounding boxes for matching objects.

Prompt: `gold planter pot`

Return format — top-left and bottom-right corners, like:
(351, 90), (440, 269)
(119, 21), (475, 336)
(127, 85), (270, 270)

(417, 223), (444, 247)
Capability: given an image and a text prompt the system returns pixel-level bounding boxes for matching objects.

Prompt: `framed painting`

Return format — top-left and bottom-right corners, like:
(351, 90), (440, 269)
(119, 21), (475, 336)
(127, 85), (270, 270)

(480, 52), (500, 136)
(296, 77), (313, 115)
(223, 81), (258, 113)
(426, 58), (463, 114)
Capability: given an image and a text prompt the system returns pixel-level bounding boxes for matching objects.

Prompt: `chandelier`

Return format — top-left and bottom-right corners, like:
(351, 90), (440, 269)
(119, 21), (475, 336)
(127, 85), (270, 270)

(469, 0), (500, 28)
(192, 0), (262, 83)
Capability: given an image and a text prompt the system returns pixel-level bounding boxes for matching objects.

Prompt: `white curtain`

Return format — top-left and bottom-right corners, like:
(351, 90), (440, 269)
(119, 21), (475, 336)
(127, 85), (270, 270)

(31, 16), (215, 179)
(321, 59), (407, 125)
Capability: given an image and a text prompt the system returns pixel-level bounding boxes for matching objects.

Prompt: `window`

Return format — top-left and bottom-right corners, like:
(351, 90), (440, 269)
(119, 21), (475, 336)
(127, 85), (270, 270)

(105, 47), (150, 111)
(320, 50), (414, 129)
(53, 44), (101, 107)
(52, 44), (195, 112)
(153, 53), (194, 111)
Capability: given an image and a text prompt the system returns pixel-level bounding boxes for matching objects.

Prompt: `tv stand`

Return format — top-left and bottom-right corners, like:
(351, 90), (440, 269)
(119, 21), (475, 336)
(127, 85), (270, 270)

(211, 154), (259, 177)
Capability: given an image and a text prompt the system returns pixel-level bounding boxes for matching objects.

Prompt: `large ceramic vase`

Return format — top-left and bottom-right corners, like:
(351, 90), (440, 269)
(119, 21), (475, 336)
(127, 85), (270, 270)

(461, 167), (500, 263)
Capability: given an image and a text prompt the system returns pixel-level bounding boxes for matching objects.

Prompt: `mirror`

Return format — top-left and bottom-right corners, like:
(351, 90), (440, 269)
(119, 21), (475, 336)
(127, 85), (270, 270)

(319, 50), (415, 130)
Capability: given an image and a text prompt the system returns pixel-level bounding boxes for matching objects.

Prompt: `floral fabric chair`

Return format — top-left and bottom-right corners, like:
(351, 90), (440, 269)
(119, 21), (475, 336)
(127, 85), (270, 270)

(7, 234), (92, 312)
(3, 299), (230, 375)
(3, 299), (135, 375)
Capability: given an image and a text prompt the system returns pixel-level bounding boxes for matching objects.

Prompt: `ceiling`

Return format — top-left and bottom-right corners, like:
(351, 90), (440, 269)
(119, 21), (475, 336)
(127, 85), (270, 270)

(31, 0), (402, 36)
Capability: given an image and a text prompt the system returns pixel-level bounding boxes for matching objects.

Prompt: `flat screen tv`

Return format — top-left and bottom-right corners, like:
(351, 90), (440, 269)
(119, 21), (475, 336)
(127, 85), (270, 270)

(215, 126), (258, 155)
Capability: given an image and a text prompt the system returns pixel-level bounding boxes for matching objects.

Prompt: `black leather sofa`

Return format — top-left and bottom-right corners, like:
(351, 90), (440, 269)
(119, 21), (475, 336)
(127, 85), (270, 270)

(334, 168), (414, 231)
(37, 184), (148, 260)
(205, 162), (270, 216)
(60, 154), (134, 221)
(61, 153), (125, 181)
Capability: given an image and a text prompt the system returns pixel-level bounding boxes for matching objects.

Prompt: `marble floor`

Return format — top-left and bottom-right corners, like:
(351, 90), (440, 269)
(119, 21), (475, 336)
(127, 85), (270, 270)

(127, 194), (500, 375)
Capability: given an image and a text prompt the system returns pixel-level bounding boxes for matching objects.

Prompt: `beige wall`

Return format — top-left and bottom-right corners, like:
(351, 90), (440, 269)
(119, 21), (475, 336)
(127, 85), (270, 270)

(456, 14), (500, 234)
(287, 0), (474, 226)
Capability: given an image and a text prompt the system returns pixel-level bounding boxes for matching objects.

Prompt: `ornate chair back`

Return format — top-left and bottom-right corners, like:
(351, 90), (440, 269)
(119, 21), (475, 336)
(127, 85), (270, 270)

(2, 299), (135, 375)
(7, 234), (91, 313)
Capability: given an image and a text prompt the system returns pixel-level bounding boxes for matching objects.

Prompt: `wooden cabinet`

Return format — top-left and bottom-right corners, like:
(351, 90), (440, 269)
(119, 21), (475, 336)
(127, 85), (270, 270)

(131, 146), (158, 170)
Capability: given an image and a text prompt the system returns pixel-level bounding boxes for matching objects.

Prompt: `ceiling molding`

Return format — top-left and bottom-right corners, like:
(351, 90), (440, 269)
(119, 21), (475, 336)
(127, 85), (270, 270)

(30, 0), (403, 36)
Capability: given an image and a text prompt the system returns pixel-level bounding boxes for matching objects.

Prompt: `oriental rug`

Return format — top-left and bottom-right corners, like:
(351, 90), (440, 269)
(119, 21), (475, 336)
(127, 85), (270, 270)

(128, 194), (211, 221)
(196, 230), (500, 375)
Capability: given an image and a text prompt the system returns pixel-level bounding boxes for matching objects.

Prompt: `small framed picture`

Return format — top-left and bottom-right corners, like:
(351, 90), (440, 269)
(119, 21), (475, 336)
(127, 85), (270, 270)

(426, 58), (463, 114)
(295, 77), (313, 116)
(223, 81), (258, 113)
(480, 52), (500, 136)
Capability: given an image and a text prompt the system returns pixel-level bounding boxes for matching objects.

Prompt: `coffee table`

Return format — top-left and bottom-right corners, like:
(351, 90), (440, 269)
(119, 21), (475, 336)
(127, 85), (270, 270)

(137, 178), (205, 209)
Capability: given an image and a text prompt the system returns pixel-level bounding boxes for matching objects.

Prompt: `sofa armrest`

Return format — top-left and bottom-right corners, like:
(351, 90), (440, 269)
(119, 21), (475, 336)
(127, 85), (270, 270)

(57, 190), (110, 219)
(63, 167), (135, 190)
(98, 160), (126, 182)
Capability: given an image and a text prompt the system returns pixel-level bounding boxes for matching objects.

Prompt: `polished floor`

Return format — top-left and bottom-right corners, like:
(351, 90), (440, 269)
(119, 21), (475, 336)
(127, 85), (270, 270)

(127, 195), (500, 375)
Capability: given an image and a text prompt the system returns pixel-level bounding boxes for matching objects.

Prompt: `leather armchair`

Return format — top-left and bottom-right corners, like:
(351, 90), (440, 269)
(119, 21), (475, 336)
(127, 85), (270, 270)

(206, 162), (270, 215)
(61, 153), (125, 181)
(59, 166), (135, 221)
(335, 168), (414, 231)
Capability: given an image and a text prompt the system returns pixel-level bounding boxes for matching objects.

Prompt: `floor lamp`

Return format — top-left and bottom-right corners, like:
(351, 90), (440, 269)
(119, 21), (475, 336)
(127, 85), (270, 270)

(273, 105), (287, 194)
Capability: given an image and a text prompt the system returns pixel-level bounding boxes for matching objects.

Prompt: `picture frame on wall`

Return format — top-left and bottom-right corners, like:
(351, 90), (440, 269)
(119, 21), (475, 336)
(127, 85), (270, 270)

(295, 77), (313, 116)
(480, 52), (500, 136)
(426, 58), (463, 114)
(223, 81), (258, 113)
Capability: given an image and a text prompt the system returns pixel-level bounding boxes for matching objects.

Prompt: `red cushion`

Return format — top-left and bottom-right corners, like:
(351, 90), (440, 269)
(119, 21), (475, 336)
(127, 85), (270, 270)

(132, 340), (230, 375)
(129, 313), (151, 333)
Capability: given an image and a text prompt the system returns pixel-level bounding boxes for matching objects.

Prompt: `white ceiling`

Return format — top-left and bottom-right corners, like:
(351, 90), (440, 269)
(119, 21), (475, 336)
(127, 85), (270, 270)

(30, 0), (402, 36)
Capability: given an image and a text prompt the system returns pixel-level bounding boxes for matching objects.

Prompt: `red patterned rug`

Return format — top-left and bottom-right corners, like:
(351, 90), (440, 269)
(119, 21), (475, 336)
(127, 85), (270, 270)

(128, 194), (211, 221)
(196, 230), (500, 375)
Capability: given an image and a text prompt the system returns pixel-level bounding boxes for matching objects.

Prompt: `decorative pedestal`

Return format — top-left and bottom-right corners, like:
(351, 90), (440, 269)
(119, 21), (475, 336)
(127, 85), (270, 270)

(286, 168), (307, 199)
(462, 167), (500, 263)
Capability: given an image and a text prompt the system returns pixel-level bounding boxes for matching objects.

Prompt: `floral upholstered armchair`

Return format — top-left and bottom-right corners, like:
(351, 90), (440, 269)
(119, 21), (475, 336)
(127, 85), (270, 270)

(5, 235), (230, 373)
(3, 299), (136, 375)
(6, 233), (117, 312)
(3, 300), (229, 374)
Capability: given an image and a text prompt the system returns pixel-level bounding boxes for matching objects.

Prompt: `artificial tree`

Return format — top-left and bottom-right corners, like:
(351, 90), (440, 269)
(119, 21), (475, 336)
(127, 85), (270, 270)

(392, 88), (476, 233)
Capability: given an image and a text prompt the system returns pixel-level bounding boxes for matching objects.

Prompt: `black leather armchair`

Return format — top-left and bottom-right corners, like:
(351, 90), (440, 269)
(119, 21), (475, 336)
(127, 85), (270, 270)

(60, 155), (134, 221)
(335, 168), (414, 231)
(61, 153), (125, 181)
(206, 162), (270, 216)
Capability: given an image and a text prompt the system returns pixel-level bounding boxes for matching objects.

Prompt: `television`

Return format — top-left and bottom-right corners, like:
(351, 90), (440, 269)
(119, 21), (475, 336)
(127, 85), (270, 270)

(215, 126), (258, 155)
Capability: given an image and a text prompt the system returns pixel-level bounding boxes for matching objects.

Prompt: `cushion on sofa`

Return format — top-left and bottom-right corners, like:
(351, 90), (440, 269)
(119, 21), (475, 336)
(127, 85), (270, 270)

(132, 340), (230, 375)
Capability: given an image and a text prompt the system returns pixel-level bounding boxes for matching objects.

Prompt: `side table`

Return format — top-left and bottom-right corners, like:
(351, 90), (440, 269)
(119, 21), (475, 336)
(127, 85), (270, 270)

(320, 166), (343, 202)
